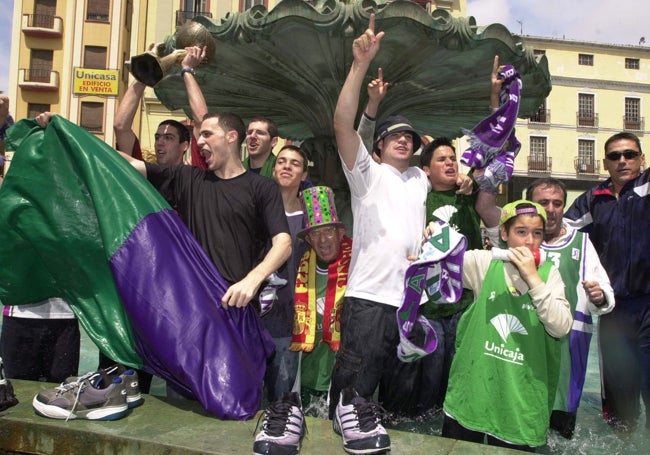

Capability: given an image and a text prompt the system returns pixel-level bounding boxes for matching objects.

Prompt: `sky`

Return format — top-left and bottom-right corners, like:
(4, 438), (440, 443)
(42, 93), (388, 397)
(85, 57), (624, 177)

(466, 0), (647, 46)
(0, 1), (647, 97)
(0, 0), (12, 95)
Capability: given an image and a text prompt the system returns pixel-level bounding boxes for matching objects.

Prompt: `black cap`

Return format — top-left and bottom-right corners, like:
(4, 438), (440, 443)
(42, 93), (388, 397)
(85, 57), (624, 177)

(373, 115), (422, 155)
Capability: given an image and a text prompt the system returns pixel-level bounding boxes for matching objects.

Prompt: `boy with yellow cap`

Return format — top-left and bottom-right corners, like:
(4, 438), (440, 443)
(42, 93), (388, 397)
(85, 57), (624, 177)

(439, 200), (572, 451)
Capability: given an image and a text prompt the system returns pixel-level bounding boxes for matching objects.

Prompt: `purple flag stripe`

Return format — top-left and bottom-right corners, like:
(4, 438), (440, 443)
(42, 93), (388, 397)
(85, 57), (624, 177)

(109, 209), (274, 420)
(567, 330), (592, 412)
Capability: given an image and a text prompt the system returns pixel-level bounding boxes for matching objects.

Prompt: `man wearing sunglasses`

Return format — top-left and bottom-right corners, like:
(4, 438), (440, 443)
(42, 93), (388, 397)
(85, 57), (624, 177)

(565, 132), (649, 433)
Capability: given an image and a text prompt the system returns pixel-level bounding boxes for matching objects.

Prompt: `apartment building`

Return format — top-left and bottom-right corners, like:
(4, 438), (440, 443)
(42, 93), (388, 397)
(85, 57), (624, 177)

(506, 36), (650, 204)
(8, 0), (146, 149)
(7, 0), (466, 158)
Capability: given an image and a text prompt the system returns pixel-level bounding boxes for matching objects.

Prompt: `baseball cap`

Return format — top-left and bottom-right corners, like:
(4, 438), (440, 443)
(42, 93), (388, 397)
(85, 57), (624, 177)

(499, 199), (547, 225)
(373, 116), (422, 155)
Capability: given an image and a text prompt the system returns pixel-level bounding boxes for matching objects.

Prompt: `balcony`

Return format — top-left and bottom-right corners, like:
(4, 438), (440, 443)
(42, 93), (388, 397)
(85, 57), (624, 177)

(623, 116), (644, 132)
(18, 68), (59, 92)
(528, 109), (550, 125)
(576, 112), (598, 129)
(22, 14), (63, 38)
(176, 10), (213, 27)
(574, 159), (600, 175)
(527, 156), (552, 173)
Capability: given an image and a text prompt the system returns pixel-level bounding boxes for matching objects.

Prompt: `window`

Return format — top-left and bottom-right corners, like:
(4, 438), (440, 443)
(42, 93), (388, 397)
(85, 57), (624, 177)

(578, 54), (593, 66)
(27, 103), (51, 118)
(183, 0), (208, 11)
(530, 99), (549, 123)
(124, 0), (132, 32)
(241, 0), (264, 11)
(530, 137), (547, 160)
(625, 58), (640, 70)
(80, 102), (104, 133)
(29, 49), (53, 82)
(578, 93), (596, 127)
(33, 0), (56, 28)
(87, 0), (109, 22)
(529, 136), (548, 172)
(624, 97), (641, 130)
(577, 139), (595, 173)
(83, 46), (107, 69)
(177, 0), (211, 26)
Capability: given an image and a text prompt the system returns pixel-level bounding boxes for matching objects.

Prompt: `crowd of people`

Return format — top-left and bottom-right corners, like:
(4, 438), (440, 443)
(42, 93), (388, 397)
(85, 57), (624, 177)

(1, 14), (649, 455)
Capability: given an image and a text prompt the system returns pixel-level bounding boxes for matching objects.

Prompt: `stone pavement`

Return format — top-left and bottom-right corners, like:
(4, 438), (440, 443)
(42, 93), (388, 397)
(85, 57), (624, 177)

(0, 379), (527, 455)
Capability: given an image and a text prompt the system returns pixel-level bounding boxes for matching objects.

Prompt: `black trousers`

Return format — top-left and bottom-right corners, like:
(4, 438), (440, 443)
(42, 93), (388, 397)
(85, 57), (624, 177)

(1, 316), (80, 383)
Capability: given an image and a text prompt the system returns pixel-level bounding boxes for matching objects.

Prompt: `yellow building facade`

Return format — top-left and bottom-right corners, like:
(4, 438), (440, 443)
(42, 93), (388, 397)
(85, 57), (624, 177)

(7, 0), (466, 159)
(8, 0), (146, 149)
(505, 36), (650, 205)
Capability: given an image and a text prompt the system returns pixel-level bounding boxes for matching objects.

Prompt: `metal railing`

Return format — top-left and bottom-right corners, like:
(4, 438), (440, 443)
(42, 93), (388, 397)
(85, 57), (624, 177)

(576, 112), (599, 128)
(623, 116), (644, 131)
(529, 109), (550, 124)
(527, 156), (552, 173)
(574, 158), (599, 175)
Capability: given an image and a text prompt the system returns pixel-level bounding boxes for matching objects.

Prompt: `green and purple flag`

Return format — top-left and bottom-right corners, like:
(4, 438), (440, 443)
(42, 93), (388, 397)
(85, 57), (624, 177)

(0, 116), (273, 420)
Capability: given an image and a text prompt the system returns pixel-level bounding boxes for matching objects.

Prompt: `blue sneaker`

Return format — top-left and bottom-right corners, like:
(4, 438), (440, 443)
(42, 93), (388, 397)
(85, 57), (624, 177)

(253, 391), (306, 454)
(333, 387), (390, 454)
(32, 376), (128, 421)
(65, 364), (143, 408)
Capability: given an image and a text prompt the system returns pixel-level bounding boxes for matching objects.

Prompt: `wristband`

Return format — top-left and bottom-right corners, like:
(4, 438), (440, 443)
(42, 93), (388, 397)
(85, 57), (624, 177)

(362, 112), (375, 121)
(180, 67), (195, 77)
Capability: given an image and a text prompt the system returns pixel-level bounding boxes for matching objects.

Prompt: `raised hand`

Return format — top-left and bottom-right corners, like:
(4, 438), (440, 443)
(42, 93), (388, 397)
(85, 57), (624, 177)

(352, 14), (385, 64)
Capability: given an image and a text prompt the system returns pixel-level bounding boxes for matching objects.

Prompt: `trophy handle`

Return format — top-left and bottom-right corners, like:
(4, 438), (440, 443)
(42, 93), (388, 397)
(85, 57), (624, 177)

(126, 49), (187, 87)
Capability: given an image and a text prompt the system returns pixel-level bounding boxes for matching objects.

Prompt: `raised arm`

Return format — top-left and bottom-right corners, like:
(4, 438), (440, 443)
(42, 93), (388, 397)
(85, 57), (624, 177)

(181, 46), (208, 140)
(113, 80), (145, 156)
(474, 55), (507, 233)
(357, 68), (388, 152)
(334, 14), (384, 170)
(490, 55), (503, 111)
(116, 148), (147, 178)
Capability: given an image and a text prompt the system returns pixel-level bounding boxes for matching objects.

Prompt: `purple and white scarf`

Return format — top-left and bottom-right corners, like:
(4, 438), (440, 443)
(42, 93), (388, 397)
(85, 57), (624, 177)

(397, 221), (467, 362)
(461, 65), (522, 192)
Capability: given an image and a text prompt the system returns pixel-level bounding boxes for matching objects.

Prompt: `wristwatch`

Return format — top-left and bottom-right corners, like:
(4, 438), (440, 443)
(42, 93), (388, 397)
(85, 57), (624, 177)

(180, 67), (195, 77)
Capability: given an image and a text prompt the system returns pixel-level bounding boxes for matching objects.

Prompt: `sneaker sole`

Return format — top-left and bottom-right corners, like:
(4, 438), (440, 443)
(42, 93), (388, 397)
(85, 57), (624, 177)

(252, 440), (300, 455)
(334, 411), (390, 455)
(32, 396), (129, 421)
(127, 393), (144, 408)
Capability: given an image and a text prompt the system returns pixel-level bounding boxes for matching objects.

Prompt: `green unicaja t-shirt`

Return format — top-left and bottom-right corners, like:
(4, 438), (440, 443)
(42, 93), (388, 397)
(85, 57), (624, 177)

(443, 260), (561, 447)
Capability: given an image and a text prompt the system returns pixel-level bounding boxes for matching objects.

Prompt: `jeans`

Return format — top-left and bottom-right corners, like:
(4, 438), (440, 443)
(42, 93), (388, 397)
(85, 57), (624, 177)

(264, 336), (297, 403)
(328, 297), (400, 419)
(378, 309), (464, 416)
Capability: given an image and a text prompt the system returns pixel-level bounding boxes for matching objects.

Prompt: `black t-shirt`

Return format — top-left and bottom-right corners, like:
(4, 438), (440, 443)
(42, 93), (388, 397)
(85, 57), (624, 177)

(145, 164), (289, 284)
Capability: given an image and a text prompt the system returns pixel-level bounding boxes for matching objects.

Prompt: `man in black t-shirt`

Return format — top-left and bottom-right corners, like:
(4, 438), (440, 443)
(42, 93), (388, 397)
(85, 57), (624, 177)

(119, 111), (291, 309)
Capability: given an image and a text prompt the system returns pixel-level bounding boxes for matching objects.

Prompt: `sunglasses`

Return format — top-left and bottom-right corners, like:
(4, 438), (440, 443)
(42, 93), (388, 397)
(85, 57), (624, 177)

(605, 150), (642, 161)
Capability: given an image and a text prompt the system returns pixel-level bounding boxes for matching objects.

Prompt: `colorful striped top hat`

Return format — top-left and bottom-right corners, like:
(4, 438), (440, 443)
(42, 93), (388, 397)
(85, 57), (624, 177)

(298, 186), (345, 239)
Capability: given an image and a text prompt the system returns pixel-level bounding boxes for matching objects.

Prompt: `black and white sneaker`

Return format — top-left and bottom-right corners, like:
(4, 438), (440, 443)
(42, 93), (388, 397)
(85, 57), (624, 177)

(333, 387), (390, 454)
(0, 356), (19, 412)
(253, 391), (306, 455)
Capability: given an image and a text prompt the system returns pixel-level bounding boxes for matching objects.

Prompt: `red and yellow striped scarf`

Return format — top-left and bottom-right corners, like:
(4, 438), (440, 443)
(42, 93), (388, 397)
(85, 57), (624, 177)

(290, 236), (352, 352)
